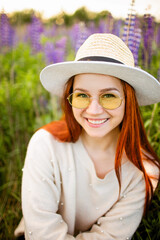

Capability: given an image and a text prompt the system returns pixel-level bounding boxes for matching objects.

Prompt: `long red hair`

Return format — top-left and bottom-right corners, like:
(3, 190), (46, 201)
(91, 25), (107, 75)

(42, 76), (160, 214)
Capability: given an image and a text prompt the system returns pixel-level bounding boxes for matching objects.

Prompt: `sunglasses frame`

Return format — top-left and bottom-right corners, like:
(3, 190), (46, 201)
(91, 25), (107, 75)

(67, 92), (123, 110)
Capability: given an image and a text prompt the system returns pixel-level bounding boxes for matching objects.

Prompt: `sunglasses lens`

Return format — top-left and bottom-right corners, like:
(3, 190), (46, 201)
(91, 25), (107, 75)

(100, 93), (122, 109)
(68, 93), (90, 108)
(68, 93), (122, 109)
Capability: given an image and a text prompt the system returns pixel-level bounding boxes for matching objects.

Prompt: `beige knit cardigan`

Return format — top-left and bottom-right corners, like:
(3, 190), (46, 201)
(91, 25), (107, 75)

(20, 129), (158, 240)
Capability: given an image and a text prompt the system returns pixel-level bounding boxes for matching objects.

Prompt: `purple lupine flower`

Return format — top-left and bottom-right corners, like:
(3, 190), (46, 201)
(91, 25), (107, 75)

(69, 23), (81, 51)
(156, 25), (160, 47)
(98, 19), (108, 33)
(112, 20), (122, 37)
(44, 42), (56, 64)
(128, 17), (141, 66)
(44, 37), (67, 64)
(87, 21), (98, 35)
(107, 14), (114, 33)
(98, 14), (113, 34)
(122, 13), (136, 50)
(28, 15), (44, 52)
(131, 27), (141, 66)
(53, 48), (66, 63)
(122, 0), (136, 45)
(55, 36), (67, 62)
(122, 0), (141, 66)
(75, 23), (89, 53)
(0, 13), (15, 51)
(142, 14), (155, 68)
(55, 36), (67, 49)
(70, 22), (89, 54)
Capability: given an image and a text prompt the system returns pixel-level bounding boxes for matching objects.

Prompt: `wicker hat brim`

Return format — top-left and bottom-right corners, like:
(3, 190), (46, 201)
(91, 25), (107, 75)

(40, 61), (160, 106)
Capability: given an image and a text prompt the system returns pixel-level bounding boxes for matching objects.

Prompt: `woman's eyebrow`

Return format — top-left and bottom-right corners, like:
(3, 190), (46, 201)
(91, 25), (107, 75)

(99, 88), (120, 93)
(73, 87), (120, 93)
(73, 88), (88, 92)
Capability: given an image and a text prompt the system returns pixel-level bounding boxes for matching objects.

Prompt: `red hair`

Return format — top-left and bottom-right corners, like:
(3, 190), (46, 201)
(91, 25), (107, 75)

(42, 76), (160, 214)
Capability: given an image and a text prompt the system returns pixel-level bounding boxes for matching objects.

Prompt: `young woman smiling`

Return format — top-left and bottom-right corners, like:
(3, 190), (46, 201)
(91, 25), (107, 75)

(17, 34), (160, 240)
(69, 73), (126, 179)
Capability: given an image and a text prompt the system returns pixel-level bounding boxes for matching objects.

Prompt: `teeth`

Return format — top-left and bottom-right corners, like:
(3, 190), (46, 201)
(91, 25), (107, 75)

(87, 119), (107, 124)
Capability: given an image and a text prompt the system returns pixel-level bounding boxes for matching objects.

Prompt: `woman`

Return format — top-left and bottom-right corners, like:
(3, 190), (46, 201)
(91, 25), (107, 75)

(21, 34), (160, 239)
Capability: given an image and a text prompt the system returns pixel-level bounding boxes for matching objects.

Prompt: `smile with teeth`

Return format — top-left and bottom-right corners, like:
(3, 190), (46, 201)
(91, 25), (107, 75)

(87, 118), (108, 124)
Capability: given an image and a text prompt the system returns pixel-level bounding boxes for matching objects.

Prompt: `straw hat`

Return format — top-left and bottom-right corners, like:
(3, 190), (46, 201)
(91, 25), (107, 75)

(40, 33), (160, 106)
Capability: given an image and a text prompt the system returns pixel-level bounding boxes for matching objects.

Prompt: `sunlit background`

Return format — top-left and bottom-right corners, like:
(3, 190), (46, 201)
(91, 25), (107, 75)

(1, 0), (160, 20)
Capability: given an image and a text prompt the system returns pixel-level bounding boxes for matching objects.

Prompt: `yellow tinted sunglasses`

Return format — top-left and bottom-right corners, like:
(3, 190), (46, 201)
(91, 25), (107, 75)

(67, 92), (123, 110)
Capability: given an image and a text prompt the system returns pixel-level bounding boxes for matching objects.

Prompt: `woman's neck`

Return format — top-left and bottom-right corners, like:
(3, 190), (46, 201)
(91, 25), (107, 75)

(81, 127), (120, 153)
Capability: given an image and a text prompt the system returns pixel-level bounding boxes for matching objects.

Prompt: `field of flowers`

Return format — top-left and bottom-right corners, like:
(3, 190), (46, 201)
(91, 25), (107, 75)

(0, 8), (160, 239)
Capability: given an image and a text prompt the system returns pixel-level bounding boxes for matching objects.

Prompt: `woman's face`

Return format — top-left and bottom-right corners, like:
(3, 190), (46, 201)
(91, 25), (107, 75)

(72, 73), (125, 139)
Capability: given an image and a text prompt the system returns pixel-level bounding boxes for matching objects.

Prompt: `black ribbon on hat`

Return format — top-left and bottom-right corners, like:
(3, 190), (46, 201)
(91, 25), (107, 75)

(78, 56), (124, 65)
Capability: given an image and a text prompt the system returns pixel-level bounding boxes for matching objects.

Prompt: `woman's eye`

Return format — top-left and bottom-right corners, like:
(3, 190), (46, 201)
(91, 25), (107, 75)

(76, 93), (88, 98)
(102, 93), (116, 98)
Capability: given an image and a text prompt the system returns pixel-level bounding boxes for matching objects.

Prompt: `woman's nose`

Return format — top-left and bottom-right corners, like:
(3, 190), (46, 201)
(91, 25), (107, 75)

(85, 98), (104, 115)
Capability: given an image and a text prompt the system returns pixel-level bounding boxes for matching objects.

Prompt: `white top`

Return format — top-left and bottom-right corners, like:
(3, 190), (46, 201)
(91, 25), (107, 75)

(22, 129), (159, 240)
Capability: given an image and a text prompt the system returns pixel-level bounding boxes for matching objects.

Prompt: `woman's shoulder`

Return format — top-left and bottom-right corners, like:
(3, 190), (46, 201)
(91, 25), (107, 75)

(25, 129), (75, 169)
(141, 150), (160, 190)
(144, 160), (159, 190)
(141, 149), (159, 176)
(27, 128), (71, 155)
(121, 154), (159, 186)
(143, 159), (159, 177)
(29, 128), (57, 145)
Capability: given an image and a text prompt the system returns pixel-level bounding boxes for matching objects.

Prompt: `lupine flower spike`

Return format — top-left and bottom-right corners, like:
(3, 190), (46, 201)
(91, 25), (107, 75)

(0, 12), (15, 52)
(44, 37), (67, 64)
(142, 12), (154, 68)
(122, 0), (141, 66)
(73, 22), (89, 54)
(28, 15), (44, 53)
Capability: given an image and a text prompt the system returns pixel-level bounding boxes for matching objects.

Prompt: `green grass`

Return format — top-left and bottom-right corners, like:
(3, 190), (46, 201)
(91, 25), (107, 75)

(0, 43), (59, 239)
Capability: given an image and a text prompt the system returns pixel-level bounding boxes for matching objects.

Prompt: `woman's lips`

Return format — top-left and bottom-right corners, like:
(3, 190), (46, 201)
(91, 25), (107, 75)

(85, 118), (109, 127)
